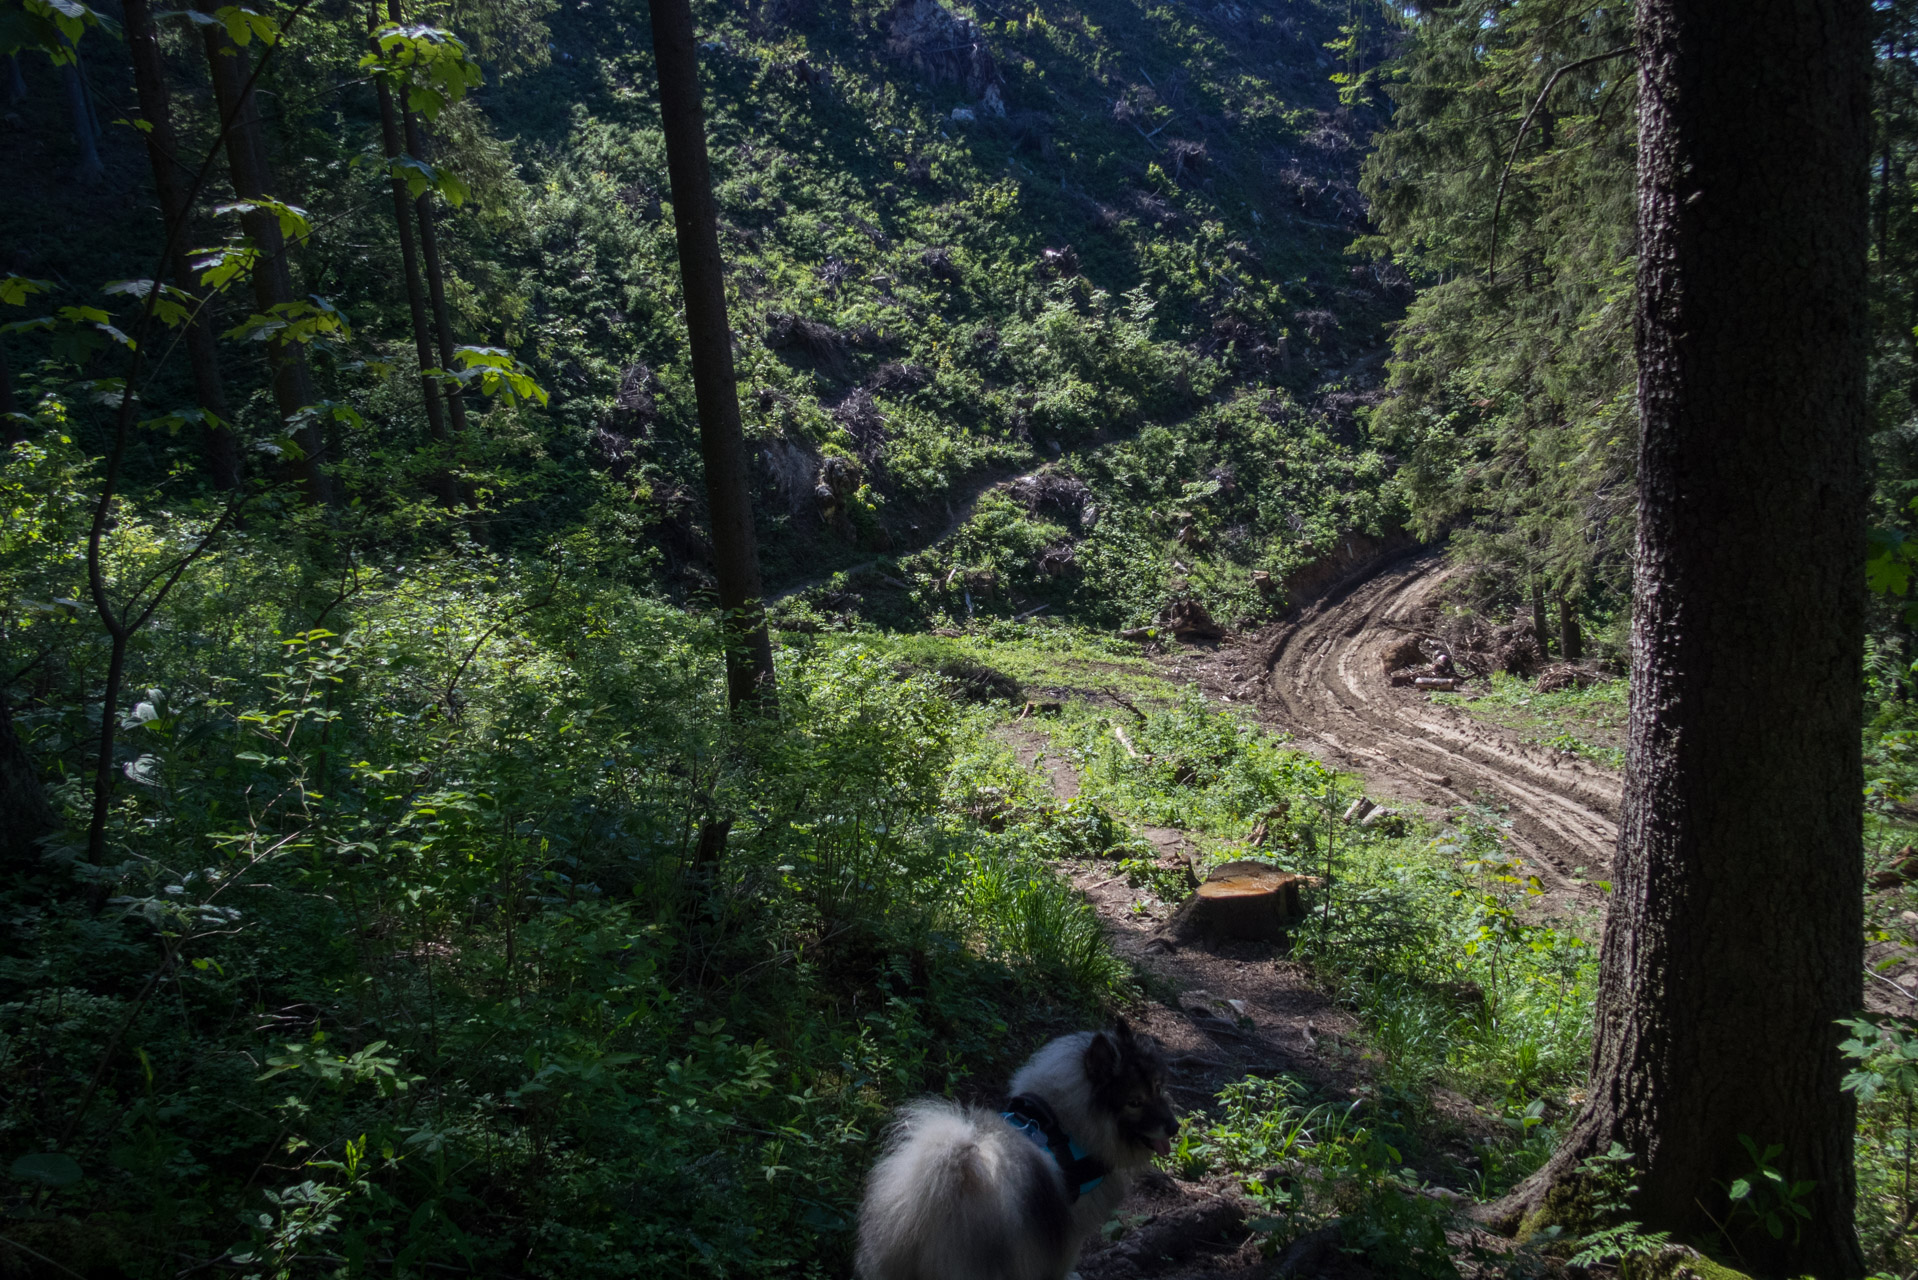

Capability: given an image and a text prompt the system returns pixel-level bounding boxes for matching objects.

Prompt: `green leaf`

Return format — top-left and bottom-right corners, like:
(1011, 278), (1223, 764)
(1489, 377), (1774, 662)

(1868, 528), (1914, 595)
(442, 345), (549, 407)
(192, 243), (259, 291)
(51, 306), (132, 349)
(140, 406), (228, 436)
(213, 197), (312, 242)
(10, 1153), (82, 1187)
(224, 296), (352, 346)
(289, 400), (365, 431)
(105, 278), (195, 327)
(361, 23), (483, 121)
(388, 155), (468, 206)
(213, 4), (277, 46)
(0, 275), (51, 306)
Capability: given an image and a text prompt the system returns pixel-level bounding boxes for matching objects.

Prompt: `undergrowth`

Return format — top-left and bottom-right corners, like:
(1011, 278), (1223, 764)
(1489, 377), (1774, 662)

(986, 680), (1602, 1207)
(0, 455), (1134, 1276)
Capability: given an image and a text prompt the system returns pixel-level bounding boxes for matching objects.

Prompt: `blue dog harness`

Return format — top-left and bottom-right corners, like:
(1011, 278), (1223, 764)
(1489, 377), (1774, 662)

(1002, 1093), (1108, 1202)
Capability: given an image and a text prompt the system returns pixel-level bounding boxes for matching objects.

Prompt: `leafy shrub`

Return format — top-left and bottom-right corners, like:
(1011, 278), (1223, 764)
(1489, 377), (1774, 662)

(0, 479), (1129, 1277)
(1182, 1075), (1457, 1278)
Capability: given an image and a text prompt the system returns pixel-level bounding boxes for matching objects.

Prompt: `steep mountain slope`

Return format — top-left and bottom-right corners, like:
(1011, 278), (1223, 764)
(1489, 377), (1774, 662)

(0, 0), (1404, 629)
(487, 0), (1408, 618)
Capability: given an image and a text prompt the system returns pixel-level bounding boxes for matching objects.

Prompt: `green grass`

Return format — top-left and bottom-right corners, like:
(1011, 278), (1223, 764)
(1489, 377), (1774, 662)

(1432, 671), (1627, 769)
(853, 620), (1170, 703)
(908, 641), (1605, 1201)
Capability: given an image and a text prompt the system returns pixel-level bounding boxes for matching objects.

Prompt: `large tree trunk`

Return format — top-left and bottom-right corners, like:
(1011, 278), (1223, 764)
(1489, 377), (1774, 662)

(370, 15), (455, 508)
(649, 0), (775, 708)
(125, 0), (241, 489)
(199, 12), (330, 504)
(1496, 0), (1870, 1274)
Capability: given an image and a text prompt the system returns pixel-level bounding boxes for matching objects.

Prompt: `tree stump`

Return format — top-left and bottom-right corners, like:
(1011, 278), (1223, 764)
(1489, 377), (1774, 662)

(1164, 860), (1310, 944)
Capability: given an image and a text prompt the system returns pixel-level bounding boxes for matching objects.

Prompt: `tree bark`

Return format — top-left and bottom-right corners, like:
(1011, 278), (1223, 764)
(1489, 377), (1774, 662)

(1532, 576), (1553, 655)
(1495, 0), (1870, 1273)
(1556, 590), (1582, 664)
(198, 10), (330, 504)
(387, 0), (470, 452)
(370, 23), (455, 508)
(401, 110), (469, 444)
(125, 0), (241, 489)
(649, 0), (775, 708)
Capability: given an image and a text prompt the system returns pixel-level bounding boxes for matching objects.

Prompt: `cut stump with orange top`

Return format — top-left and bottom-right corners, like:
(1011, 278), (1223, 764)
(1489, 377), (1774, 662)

(1164, 860), (1313, 944)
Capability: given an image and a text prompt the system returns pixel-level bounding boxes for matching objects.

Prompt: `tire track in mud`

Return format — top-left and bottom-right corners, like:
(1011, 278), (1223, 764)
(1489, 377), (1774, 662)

(1202, 551), (1621, 898)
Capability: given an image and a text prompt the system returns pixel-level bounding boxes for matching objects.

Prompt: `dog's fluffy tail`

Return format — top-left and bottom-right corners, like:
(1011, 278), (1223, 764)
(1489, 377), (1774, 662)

(855, 1100), (1067, 1280)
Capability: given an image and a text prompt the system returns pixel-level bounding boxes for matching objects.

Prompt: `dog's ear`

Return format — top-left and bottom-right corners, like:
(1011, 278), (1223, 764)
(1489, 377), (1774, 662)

(1084, 1030), (1120, 1084)
(1113, 1015), (1135, 1046)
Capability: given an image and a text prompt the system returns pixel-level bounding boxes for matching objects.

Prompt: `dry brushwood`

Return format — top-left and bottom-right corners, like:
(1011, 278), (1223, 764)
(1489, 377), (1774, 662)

(1164, 598), (1225, 640)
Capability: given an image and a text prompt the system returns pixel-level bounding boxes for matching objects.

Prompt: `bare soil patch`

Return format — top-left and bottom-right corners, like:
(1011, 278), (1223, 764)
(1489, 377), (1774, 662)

(1179, 552), (1620, 910)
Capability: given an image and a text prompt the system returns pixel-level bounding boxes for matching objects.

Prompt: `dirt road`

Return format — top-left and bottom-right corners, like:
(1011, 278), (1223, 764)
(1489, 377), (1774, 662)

(1193, 551), (1622, 897)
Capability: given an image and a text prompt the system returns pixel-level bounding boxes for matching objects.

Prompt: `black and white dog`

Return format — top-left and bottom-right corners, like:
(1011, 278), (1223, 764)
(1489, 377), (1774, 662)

(855, 1020), (1179, 1280)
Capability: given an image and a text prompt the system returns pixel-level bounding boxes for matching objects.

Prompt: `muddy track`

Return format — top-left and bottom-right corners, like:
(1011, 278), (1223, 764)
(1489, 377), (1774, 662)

(1213, 550), (1621, 896)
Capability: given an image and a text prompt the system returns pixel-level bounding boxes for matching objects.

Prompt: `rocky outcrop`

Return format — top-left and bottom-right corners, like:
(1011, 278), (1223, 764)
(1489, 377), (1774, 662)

(883, 0), (1006, 113)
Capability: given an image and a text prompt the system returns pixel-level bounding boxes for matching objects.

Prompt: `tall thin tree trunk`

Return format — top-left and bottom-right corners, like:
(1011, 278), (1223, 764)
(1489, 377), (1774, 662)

(125, 0), (240, 489)
(403, 113), (468, 441)
(1531, 576), (1552, 655)
(7, 55), (25, 104)
(1555, 590), (1582, 664)
(387, 0), (469, 447)
(199, 11), (330, 504)
(1495, 0), (1870, 1271)
(60, 53), (103, 184)
(649, 0), (775, 708)
(371, 14), (455, 507)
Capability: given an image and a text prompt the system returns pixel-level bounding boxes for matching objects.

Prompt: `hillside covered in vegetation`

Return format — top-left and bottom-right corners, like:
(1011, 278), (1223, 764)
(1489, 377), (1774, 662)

(0, 0), (1434, 1270)
(6, 0), (1918, 1273)
(5, 0), (1407, 631)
